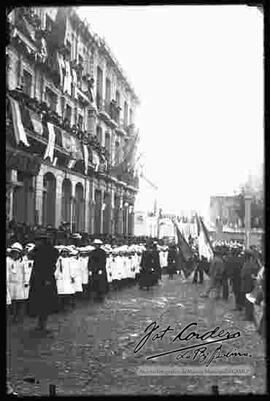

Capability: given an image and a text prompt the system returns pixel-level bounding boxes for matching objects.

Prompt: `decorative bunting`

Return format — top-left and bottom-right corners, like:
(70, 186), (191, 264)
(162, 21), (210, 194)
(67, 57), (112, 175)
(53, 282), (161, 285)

(8, 95), (30, 147)
(44, 122), (55, 162)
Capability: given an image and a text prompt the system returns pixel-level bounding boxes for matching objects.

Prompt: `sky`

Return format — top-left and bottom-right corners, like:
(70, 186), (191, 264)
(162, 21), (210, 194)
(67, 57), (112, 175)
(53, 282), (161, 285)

(78, 5), (264, 218)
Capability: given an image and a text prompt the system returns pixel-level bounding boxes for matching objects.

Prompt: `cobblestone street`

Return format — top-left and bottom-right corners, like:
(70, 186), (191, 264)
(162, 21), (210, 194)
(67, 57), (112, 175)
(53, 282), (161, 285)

(7, 276), (266, 396)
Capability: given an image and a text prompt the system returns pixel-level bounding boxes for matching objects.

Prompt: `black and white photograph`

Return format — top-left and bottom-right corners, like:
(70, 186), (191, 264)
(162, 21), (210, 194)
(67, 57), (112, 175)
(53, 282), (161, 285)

(6, 4), (266, 396)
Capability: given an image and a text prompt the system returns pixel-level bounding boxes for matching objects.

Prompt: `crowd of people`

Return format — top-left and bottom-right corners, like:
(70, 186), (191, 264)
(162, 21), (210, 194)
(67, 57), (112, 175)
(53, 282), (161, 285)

(6, 229), (265, 338)
(6, 230), (171, 331)
(199, 241), (265, 337)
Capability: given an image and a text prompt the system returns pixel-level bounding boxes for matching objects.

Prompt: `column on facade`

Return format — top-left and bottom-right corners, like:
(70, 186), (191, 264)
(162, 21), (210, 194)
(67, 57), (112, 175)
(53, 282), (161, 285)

(6, 169), (17, 221)
(35, 166), (45, 225)
(110, 187), (115, 235)
(118, 194), (124, 235)
(100, 189), (104, 234)
(124, 202), (129, 236)
(55, 174), (63, 229)
(89, 180), (95, 235)
(70, 180), (76, 233)
(129, 204), (135, 236)
(84, 179), (90, 233)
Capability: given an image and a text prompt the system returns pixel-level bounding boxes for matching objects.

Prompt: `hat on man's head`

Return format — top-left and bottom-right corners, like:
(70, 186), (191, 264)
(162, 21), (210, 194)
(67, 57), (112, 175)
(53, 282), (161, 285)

(93, 239), (103, 245)
(10, 242), (23, 253)
(71, 233), (82, 240)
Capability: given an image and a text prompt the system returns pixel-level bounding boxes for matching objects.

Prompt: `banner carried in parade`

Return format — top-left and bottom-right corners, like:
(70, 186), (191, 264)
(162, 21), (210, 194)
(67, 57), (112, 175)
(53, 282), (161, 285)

(196, 214), (214, 261)
(8, 96), (30, 147)
(173, 220), (194, 261)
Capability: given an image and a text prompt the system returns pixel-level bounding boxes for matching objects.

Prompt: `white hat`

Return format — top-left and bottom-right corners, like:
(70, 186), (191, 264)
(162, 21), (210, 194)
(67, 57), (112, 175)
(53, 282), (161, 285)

(93, 239), (103, 245)
(25, 243), (35, 251)
(71, 233), (82, 239)
(69, 249), (79, 256)
(10, 242), (23, 252)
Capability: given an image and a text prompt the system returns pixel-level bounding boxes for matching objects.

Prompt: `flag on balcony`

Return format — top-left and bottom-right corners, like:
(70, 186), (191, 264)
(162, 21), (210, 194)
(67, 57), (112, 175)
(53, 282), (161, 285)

(83, 144), (89, 174)
(173, 220), (194, 261)
(63, 61), (72, 96)
(67, 158), (76, 170)
(196, 214), (214, 261)
(8, 96), (30, 147)
(57, 53), (65, 88)
(28, 110), (43, 136)
(44, 122), (55, 162)
(61, 131), (72, 152)
(70, 136), (83, 160)
(111, 131), (139, 177)
(92, 150), (100, 172)
(72, 69), (78, 100)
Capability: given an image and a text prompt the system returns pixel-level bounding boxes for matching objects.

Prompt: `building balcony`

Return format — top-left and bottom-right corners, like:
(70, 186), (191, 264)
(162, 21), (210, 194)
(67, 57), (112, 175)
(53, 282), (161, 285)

(6, 91), (112, 176)
(97, 99), (118, 129)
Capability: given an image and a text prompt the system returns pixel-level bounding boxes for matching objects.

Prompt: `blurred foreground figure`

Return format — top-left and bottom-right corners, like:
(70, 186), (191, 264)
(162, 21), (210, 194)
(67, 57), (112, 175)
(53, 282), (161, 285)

(28, 231), (59, 332)
(88, 239), (109, 300)
(167, 244), (178, 280)
(201, 250), (225, 299)
(139, 241), (157, 290)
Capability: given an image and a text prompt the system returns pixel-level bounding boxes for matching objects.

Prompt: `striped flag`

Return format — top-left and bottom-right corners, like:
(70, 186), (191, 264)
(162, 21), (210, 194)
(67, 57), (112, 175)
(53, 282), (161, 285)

(8, 96), (30, 147)
(83, 144), (89, 174)
(67, 158), (76, 170)
(92, 150), (100, 172)
(111, 130), (139, 176)
(173, 220), (193, 261)
(44, 122), (55, 162)
(196, 214), (214, 261)
(28, 110), (43, 135)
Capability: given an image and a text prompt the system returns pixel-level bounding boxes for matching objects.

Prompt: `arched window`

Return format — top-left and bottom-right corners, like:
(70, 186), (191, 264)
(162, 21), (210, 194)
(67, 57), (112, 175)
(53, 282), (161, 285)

(74, 183), (84, 232)
(61, 178), (72, 224)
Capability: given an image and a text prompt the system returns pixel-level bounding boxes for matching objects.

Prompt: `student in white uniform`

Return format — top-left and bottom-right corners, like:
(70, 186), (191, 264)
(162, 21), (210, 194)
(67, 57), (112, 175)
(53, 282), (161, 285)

(105, 248), (113, 287)
(23, 243), (35, 301)
(6, 248), (12, 313)
(8, 242), (26, 322)
(111, 248), (119, 290)
(116, 249), (124, 289)
(69, 248), (83, 298)
(54, 247), (75, 311)
(78, 247), (90, 298)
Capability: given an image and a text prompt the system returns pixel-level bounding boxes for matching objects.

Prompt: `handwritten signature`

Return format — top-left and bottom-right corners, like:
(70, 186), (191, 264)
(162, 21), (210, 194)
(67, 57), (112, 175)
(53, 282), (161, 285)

(133, 321), (251, 365)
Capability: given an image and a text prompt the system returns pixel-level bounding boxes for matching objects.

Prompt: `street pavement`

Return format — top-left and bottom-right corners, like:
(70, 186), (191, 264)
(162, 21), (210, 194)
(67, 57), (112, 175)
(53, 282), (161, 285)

(6, 274), (266, 395)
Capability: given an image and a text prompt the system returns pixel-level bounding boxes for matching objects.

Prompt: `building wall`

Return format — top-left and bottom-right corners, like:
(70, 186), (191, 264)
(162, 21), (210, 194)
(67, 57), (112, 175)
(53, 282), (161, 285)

(6, 6), (139, 235)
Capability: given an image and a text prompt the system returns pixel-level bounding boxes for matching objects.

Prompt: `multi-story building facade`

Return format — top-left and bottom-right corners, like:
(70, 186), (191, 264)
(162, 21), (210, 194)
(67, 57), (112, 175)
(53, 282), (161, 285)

(6, 7), (139, 236)
(210, 195), (242, 229)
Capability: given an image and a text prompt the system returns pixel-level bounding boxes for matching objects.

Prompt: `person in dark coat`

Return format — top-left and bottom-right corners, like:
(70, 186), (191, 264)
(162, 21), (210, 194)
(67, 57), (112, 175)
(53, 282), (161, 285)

(167, 244), (178, 279)
(139, 243), (156, 290)
(87, 239), (108, 300)
(227, 249), (244, 310)
(201, 250), (225, 299)
(192, 254), (205, 284)
(241, 250), (260, 321)
(152, 242), (162, 284)
(28, 231), (59, 332)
